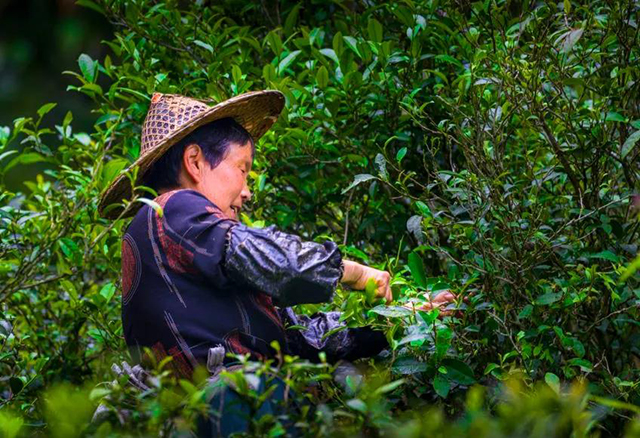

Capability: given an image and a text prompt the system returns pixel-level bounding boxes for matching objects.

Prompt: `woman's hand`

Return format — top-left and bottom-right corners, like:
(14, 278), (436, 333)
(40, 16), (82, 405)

(341, 260), (392, 304)
(402, 291), (458, 317)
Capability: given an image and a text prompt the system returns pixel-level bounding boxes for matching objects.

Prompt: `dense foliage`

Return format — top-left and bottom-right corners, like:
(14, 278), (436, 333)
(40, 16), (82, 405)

(1, 0), (639, 436)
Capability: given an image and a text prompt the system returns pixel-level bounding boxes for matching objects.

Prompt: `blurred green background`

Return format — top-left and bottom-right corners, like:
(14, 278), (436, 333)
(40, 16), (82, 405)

(0, 0), (112, 188)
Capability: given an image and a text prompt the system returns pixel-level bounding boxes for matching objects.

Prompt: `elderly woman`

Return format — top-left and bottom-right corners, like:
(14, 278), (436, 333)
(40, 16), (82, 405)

(99, 91), (455, 434)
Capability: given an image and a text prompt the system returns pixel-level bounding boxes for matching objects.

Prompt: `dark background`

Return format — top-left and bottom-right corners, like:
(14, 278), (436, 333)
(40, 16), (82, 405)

(0, 0), (112, 131)
(0, 0), (113, 188)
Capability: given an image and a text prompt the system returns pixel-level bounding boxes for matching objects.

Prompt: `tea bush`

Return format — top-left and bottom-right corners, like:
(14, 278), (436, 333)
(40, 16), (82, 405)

(0, 0), (639, 436)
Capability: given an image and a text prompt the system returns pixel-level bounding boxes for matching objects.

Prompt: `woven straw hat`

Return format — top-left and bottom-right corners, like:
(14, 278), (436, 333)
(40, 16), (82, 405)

(98, 90), (285, 219)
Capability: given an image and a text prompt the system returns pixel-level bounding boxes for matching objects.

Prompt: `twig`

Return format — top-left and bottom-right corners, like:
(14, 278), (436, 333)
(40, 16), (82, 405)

(343, 190), (354, 246)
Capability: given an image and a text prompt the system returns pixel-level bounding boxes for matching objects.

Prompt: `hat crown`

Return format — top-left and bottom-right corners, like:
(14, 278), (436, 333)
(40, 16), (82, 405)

(141, 93), (210, 154)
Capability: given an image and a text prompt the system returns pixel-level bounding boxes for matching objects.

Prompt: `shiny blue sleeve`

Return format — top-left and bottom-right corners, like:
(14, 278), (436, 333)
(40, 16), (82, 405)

(224, 224), (344, 306)
(278, 308), (389, 362)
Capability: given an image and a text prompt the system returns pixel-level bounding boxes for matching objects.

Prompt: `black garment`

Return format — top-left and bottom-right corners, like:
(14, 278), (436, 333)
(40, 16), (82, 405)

(121, 189), (387, 376)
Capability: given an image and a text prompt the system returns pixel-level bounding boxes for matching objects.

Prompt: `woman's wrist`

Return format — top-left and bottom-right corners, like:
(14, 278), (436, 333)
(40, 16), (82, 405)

(340, 260), (364, 286)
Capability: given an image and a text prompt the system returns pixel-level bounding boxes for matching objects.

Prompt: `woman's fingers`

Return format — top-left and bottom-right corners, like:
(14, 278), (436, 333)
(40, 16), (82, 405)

(384, 284), (392, 303)
(400, 291), (459, 316)
(431, 291), (456, 303)
(402, 301), (452, 315)
(372, 271), (392, 304)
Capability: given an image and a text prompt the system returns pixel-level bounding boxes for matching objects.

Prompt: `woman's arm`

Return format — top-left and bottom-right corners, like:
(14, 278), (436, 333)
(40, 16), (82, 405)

(155, 190), (392, 305)
(224, 225), (393, 306)
(224, 223), (343, 306)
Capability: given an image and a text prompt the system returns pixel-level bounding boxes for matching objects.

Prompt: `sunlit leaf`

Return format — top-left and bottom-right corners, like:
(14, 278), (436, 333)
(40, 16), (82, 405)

(341, 174), (376, 194)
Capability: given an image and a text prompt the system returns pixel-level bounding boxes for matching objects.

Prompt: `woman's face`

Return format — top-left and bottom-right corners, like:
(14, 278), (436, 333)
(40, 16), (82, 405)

(197, 141), (253, 221)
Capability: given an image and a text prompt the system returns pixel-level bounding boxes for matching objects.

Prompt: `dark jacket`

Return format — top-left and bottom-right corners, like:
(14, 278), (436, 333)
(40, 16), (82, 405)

(121, 189), (387, 376)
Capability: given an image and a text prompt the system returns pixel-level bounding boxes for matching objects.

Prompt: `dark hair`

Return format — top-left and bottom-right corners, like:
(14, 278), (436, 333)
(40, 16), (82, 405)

(143, 117), (255, 192)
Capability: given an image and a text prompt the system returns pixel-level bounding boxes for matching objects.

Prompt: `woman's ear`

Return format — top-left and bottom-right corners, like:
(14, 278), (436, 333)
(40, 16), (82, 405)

(181, 143), (204, 185)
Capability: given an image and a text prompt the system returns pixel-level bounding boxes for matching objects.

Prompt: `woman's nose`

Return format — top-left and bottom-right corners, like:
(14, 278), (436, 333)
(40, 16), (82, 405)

(241, 184), (252, 202)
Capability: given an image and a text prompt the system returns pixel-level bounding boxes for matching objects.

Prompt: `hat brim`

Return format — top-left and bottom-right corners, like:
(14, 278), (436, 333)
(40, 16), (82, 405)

(98, 90), (285, 219)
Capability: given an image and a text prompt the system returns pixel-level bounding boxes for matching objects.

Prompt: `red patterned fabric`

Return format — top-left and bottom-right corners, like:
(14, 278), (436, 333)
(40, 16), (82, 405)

(224, 330), (262, 358)
(154, 191), (197, 274)
(121, 235), (140, 304)
(149, 342), (192, 378)
(253, 293), (284, 329)
(154, 190), (178, 209)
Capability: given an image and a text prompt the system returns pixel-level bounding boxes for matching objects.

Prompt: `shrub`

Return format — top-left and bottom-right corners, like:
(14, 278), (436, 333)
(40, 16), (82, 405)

(0, 0), (638, 435)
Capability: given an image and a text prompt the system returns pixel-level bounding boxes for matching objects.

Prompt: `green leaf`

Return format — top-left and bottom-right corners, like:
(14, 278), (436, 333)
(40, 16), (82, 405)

(283, 5), (301, 36)
(375, 379), (405, 395)
(194, 40), (214, 53)
(436, 327), (453, 360)
(375, 153), (387, 179)
(364, 277), (377, 304)
(316, 65), (329, 89)
(415, 201), (432, 218)
(342, 174), (376, 194)
(392, 357), (427, 375)
(605, 112), (627, 123)
(568, 358), (593, 372)
(419, 308), (439, 324)
(484, 363), (500, 375)
(78, 54), (97, 82)
(562, 28), (583, 53)
(263, 64), (276, 83)
(435, 54), (463, 67)
(346, 398), (367, 413)
(343, 36), (361, 57)
(407, 252), (427, 289)
(319, 48), (339, 64)
(58, 238), (79, 259)
(433, 373), (450, 398)
(231, 65), (242, 83)
(0, 150), (18, 163)
(99, 282), (116, 301)
(265, 31), (282, 56)
(396, 147), (407, 162)
(370, 306), (412, 318)
(367, 18), (383, 43)
(37, 103), (57, 119)
(407, 215), (423, 244)
(398, 331), (429, 346)
(589, 250), (619, 263)
(63, 111), (73, 126)
(442, 358), (475, 385)
(545, 372), (560, 393)
(0, 126), (10, 145)
(535, 292), (562, 305)
(4, 152), (49, 173)
(100, 158), (128, 190)
(277, 50), (301, 74)
(622, 130), (640, 158)
(136, 198), (164, 217)
(518, 304), (533, 320)
(620, 254), (640, 282)
(76, 0), (106, 15)
(590, 395), (640, 415)
(332, 32), (344, 56)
